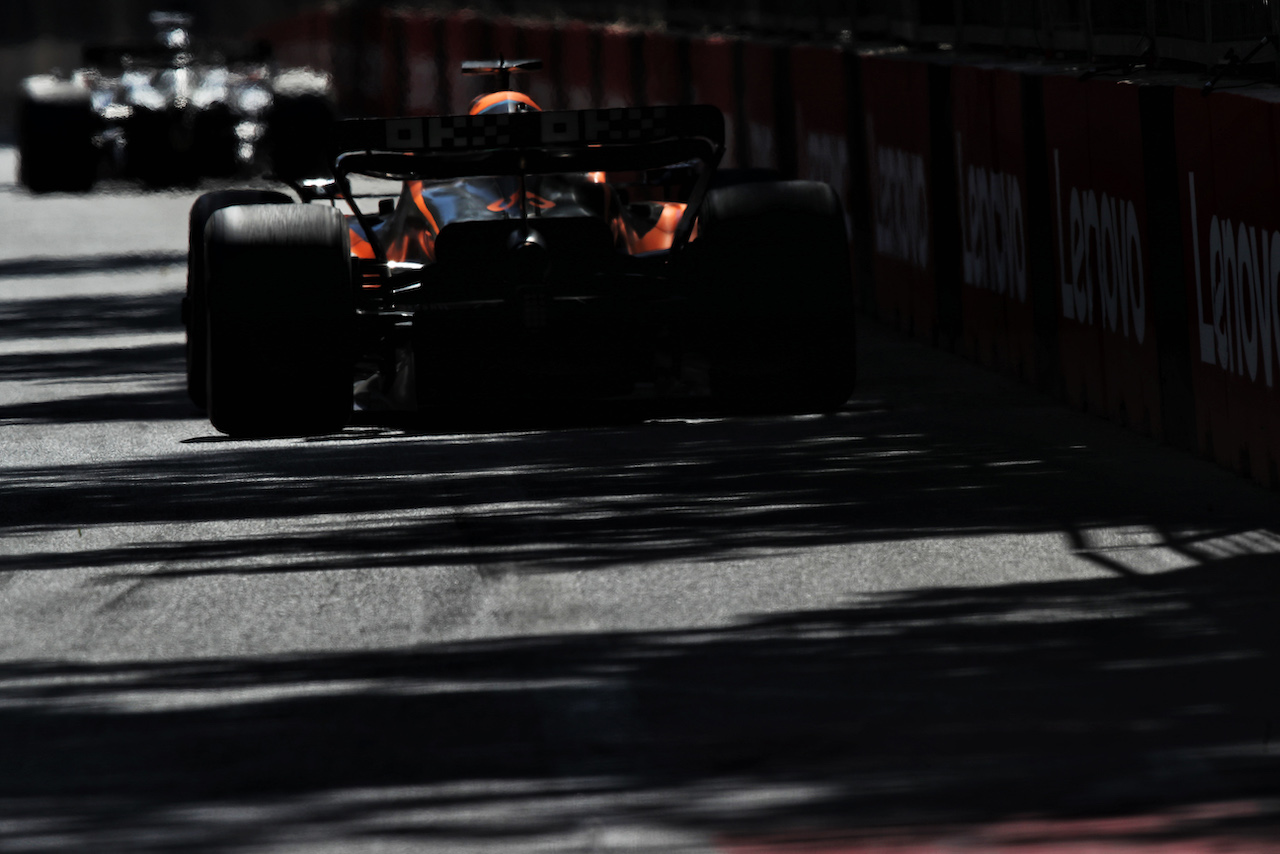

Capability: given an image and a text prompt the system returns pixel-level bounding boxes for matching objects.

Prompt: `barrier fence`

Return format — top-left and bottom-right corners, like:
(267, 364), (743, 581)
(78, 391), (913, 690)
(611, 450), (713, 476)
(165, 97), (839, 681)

(6, 1), (1279, 69)
(357, 1), (1280, 70)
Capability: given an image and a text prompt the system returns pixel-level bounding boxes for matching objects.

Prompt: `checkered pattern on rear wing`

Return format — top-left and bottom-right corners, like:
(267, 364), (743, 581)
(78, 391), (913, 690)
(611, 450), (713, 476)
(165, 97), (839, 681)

(332, 105), (725, 157)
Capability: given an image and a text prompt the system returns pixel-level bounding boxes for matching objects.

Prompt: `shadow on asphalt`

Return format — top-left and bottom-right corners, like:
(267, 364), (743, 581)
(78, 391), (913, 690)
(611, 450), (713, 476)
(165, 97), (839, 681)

(0, 290), (181, 342)
(3, 297), (1280, 849)
(1, 391), (1272, 571)
(0, 250), (187, 280)
(0, 566), (1278, 851)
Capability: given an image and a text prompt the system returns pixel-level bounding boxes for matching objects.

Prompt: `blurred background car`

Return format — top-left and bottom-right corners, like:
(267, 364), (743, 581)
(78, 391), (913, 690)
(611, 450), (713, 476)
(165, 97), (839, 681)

(15, 11), (336, 191)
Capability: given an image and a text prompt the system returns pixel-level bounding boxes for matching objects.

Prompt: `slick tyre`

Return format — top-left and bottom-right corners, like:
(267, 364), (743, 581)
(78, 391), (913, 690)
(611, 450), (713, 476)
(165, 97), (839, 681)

(696, 180), (857, 414)
(185, 189), (293, 409)
(204, 204), (353, 437)
(16, 80), (97, 193)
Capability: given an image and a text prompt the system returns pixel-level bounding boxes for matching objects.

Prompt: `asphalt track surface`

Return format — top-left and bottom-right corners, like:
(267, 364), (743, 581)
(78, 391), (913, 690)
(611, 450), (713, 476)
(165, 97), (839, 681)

(1, 145), (1279, 853)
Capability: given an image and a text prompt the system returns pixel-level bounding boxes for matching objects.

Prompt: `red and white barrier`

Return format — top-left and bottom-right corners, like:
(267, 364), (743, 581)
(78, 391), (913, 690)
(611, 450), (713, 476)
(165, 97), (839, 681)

(489, 15), (520, 65)
(641, 29), (685, 108)
(951, 64), (1035, 378)
(599, 25), (636, 110)
(398, 11), (444, 116)
(859, 53), (936, 339)
(740, 40), (780, 172)
(688, 35), (738, 167)
(512, 19), (559, 111)
(443, 11), (489, 115)
(558, 20), (596, 111)
(1176, 86), (1280, 482)
(1043, 75), (1161, 437)
(258, 8), (334, 76)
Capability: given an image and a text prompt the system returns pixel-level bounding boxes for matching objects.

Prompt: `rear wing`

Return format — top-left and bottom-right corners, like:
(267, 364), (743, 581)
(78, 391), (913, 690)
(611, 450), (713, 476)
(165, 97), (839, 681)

(328, 105), (724, 262)
(329, 105), (725, 181)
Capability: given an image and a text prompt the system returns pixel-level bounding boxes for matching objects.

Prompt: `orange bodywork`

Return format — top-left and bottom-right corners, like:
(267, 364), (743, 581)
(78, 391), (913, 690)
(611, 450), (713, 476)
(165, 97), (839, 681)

(350, 179), (443, 266)
(347, 93), (700, 264)
(617, 201), (695, 254)
(358, 195), (694, 263)
(469, 91), (541, 115)
(349, 226), (376, 259)
(486, 190), (556, 213)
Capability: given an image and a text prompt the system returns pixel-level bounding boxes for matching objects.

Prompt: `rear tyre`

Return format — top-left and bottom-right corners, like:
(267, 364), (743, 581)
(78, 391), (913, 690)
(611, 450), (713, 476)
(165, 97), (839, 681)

(185, 189), (293, 408)
(16, 79), (97, 193)
(695, 180), (857, 414)
(204, 204), (353, 437)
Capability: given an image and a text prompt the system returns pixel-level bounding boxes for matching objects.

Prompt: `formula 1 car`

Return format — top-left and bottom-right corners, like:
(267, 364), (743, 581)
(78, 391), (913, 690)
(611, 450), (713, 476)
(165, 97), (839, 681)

(183, 61), (856, 437)
(16, 11), (335, 191)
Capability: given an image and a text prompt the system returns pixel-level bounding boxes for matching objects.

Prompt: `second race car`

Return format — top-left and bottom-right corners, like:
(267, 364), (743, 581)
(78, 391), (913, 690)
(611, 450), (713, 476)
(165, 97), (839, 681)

(16, 11), (335, 191)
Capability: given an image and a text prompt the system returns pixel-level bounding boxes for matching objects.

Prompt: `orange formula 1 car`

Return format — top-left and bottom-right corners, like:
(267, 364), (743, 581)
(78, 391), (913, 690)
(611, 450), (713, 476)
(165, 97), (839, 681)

(182, 60), (856, 437)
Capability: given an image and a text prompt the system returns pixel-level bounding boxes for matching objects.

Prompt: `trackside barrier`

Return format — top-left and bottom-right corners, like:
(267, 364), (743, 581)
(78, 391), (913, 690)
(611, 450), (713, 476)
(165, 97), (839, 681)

(329, 3), (395, 118)
(1088, 81), (1162, 440)
(600, 25), (640, 110)
(399, 11), (445, 116)
(367, 7), (399, 117)
(927, 61), (963, 351)
(490, 16), (520, 69)
(559, 20), (596, 111)
(443, 11), (490, 115)
(1042, 75), (1103, 416)
(739, 40), (785, 173)
(791, 43), (858, 293)
(1016, 70), (1064, 396)
(379, 8), (409, 117)
(951, 63), (998, 366)
(859, 52), (938, 341)
(688, 35), (739, 168)
(1176, 86), (1280, 484)
(991, 65), (1038, 384)
(1043, 75), (1163, 439)
(1140, 85), (1198, 455)
(950, 64), (1037, 382)
(257, 7), (334, 77)
(640, 29), (688, 109)
(514, 19), (560, 111)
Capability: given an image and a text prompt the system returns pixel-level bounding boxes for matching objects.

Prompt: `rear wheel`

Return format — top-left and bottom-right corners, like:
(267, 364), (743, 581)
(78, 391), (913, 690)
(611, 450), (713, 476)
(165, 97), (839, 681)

(185, 189), (293, 409)
(694, 180), (857, 413)
(16, 79), (97, 193)
(204, 204), (354, 437)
